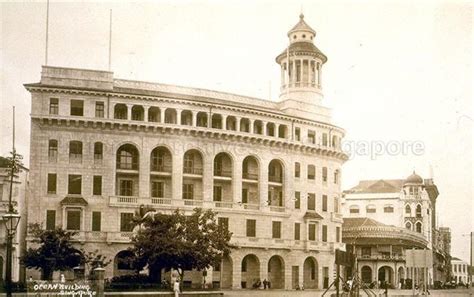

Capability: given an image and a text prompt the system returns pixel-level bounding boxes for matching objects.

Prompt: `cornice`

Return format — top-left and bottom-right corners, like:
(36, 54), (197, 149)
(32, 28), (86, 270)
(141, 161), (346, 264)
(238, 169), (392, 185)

(32, 115), (349, 161)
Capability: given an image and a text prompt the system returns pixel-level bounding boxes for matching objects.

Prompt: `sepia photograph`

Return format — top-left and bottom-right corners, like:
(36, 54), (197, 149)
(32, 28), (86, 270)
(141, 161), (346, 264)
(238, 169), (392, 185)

(0, 0), (472, 296)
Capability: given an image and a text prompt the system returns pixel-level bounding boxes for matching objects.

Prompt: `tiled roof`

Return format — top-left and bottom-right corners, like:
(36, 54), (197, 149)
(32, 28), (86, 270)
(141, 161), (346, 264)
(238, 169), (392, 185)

(343, 217), (387, 228)
(288, 14), (316, 35)
(345, 179), (404, 194)
(276, 42), (327, 64)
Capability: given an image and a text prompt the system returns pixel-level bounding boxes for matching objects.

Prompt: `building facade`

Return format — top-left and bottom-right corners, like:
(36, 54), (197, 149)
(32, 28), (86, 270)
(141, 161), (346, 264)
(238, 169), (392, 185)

(342, 217), (428, 288)
(451, 257), (469, 284)
(25, 15), (347, 289)
(0, 157), (29, 283)
(342, 172), (438, 285)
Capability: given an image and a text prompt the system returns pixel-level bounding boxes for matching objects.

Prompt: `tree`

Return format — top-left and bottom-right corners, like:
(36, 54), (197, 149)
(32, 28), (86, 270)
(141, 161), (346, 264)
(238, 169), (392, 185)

(80, 249), (112, 278)
(129, 208), (233, 282)
(21, 224), (82, 280)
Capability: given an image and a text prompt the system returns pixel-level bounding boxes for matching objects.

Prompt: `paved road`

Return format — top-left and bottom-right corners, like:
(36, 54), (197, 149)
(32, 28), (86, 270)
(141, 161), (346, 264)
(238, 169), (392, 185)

(222, 288), (473, 296)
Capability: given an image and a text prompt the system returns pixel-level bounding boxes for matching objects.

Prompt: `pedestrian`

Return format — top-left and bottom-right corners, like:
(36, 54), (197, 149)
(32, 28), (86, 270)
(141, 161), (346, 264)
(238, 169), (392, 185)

(173, 278), (180, 297)
(384, 281), (388, 297)
(263, 279), (268, 289)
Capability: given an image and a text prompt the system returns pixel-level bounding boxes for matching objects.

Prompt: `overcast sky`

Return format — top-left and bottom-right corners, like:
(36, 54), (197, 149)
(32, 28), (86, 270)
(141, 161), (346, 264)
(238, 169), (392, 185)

(1, 0), (472, 262)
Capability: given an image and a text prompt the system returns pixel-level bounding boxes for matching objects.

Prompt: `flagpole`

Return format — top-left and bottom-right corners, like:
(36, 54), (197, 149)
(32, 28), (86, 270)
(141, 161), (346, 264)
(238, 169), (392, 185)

(108, 9), (113, 71)
(45, 0), (50, 65)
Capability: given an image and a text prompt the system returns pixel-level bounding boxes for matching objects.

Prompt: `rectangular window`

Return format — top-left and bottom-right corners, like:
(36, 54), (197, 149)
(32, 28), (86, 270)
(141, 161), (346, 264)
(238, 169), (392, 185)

(213, 186), (222, 201)
(307, 165), (315, 180)
(218, 217), (229, 231)
(120, 213), (134, 232)
(48, 140), (58, 160)
(46, 210), (56, 230)
(366, 206), (376, 213)
(69, 141), (83, 162)
(295, 127), (301, 141)
(294, 223), (301, 240)
(308, 130), (316, 144)
(307, 193), (316, 211)
(308, 223), (316, 241)
(242, 188), (248, 204)
(119, 179), (133, 196)
(151, 181), (164, 198)
(322, 195), (328, 212)
(95, 102), (105, 118)
(384, 206), (394, 213)
(92, 211), (101, 232)
(93, 176), (102, 196)
(49, 98), (59, 115)
(272, 221), (281, 239)
(68, 175), (82, 195)
(334, 197), (339, 213)
(182, 183), (194, 200)
(350, 207), (359, 214)
(66, 209), (81, 230)
(295, 162), (300, 178)
(294, 192), (301, 209)
(336, 226), (341, 242)
(94, 142), (103, 160)
(70, 100), (84, 116)
(334, 170), (339, 184)
(322, 167), (328, 182)
(322, 133), (328, 146)
(47, 173), (57, 194)
(322, 225), (327, 242)
(246, 219), (256, 237)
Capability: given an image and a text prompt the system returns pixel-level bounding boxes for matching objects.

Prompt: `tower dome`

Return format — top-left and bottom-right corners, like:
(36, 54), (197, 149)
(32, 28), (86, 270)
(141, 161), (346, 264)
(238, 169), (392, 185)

(404, 171), (423, 185)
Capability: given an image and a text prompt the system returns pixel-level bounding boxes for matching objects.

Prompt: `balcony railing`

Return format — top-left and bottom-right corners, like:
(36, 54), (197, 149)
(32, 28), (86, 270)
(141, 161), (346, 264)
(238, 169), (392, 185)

(242, 172), (258, 180)
(242, 203), (259, 210)
(213, 201), (233, 208)
(183, 199), (203, 207)
(151, 197), (172, 205)
(150, 164), (172, 173)
(117, 162), (139, 170)
(213, 170), (232, 178)
(183, 167), (203, 175)
(270, 206), (285, 212)
(268, 175), (283, 183)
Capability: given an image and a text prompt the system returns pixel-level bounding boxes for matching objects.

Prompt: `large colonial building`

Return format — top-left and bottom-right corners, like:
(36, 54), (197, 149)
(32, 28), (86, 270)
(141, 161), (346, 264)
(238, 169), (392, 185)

(451, 257), (469, 285)
(25, 15), (347, 289)
(342, 172), (451, 286)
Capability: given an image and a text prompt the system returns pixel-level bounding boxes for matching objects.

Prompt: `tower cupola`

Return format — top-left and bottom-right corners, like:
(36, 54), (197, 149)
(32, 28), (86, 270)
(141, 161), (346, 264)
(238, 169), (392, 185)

(276, 14), (327, 105)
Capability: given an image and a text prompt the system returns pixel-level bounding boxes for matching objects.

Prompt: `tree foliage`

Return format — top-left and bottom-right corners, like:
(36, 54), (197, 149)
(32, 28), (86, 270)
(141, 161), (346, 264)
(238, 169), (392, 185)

(21, 224), (82, 280)
(80, 249), (112, 278)
(129, 208), (233, 281)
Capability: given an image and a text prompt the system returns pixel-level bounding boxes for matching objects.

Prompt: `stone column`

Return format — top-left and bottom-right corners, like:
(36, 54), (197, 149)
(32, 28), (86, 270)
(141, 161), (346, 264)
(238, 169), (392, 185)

(92, 267), (105, 297)
(160, 108), (166, 123)
(176, 109), (182, 125)
(292, 60), (296, 84)
(126, 104), (132, 120)
(233, 156), (242, 204)
(260, 158), (269, 210)
(236, 117), (241, 132)
(280, 63), (285, 87)
(192, 111), (198, 127)
(260, 255), (269, 286)
(144, 106), (149, 122)
(202, 151), (213, 204)
(249, 119), (254, 134)
(139, 146), (150, 198)
(172, 151), (183, 202)
(222, 115), (228, 130)
(262, 121), (268, 136)
(232, 256), (242, 289)
(299, 59), (303, 84)
(317, 63), (322, 87)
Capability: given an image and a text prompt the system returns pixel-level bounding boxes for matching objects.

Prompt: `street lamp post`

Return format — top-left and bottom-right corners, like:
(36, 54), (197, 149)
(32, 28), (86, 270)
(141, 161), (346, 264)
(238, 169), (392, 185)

(3, 212), (21, 297)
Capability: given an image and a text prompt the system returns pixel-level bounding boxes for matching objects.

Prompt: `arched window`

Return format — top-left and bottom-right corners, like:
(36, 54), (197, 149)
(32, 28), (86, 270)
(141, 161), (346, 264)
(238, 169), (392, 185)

(406, 221), (412, 230)
(213, 153), (232, 177)
(278, 125), (287, 138)
(366, 205), (376, 213)
(240, 118), (250, 132)
(131, 105), (144, 121)
(211, 114), (223, 129)
(415, 222), (422, 233)
(148, 107), (160, 122)
(116, 144), (139, 170)
(253, 120), (263, 135)
(114, 104), (127, 119)
(181, 110), (193, 126)
(197, 112), (208, 127)
(322, 167), (328, 182)
(332, 135), (338, 148)
(226, 116), (236, 131)
(150, 147), (172, 172)
(405, 205), (411, 216)
(266, 123), (276, 137)
(416, 205), (422, 218)
(334, 170), (340, 184)
(164, 108), (177, 124)
(349, 205), (359, 214)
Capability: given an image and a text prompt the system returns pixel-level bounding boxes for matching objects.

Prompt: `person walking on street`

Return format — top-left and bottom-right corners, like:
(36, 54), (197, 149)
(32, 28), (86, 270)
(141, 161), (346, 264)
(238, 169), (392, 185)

(173, 279), (180, 297)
